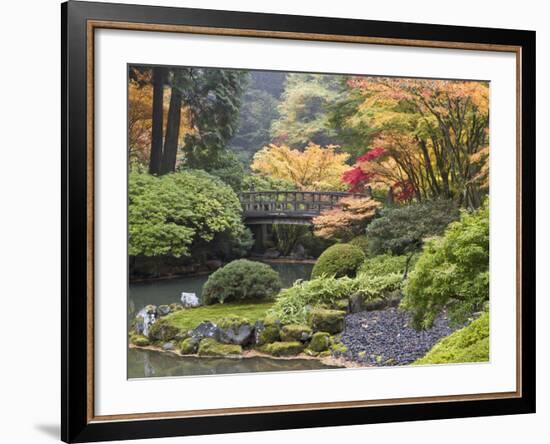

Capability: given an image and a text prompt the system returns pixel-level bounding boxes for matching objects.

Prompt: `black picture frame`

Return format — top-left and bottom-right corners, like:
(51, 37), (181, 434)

(61, 1), (536, 442)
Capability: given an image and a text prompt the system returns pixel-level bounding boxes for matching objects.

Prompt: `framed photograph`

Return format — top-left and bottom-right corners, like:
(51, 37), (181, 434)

(62, 1), (535, 442)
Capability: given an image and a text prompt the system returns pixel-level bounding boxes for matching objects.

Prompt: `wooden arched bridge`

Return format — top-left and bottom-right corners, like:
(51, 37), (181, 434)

(239, 190), (366, 226)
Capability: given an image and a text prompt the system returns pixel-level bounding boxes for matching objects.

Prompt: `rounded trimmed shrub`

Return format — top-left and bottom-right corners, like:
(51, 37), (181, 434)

(349, 235), (369, 254)
(312, 244), (366, 279)
(202, 259), (282, 305)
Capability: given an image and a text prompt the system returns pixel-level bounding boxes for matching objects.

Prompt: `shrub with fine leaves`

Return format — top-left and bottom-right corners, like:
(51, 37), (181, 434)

(402, 201), (489, 329)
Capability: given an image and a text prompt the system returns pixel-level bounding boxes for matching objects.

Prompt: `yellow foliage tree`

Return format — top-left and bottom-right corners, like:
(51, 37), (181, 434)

(251, 143), (351, 191)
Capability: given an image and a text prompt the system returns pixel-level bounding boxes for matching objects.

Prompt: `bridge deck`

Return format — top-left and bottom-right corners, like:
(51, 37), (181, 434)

(240, 191), (366, 224)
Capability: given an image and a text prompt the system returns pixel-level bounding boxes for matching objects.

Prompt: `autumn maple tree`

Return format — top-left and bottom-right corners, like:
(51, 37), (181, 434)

(251, 143), (351, 191)
(339, 77), (489, 207)
(312, 196), (381, 241)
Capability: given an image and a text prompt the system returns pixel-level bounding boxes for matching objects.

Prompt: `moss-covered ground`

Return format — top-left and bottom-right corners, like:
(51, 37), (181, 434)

(414, 312), (489, 365)
(163, 301), (274, 332)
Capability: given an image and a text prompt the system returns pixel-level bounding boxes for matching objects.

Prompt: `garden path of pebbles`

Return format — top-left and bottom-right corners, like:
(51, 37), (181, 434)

(336, 307), (457, 366)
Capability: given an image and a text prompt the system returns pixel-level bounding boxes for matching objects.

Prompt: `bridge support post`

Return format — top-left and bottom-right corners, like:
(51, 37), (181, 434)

(249, 224), (269, 252)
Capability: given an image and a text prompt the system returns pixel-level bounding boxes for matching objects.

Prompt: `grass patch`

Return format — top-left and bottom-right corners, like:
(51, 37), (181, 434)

(414, 312), (489, 365)
(163, 301), (274, 332)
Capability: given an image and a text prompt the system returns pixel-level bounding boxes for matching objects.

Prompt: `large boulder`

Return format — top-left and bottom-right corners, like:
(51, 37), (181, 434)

(197, 338), (242, 357)
(254, 321), (280, 346)
(280, 324), (312, 342)
(217, 316), (254, 345)
(308, 332), (331, 353)
(263, 248), (281, 259)
(134, 305), (158, 337)
(205, 259), (223, 271)
(179, 337), (200, 354)
(261, 341), (304, 357)
(148, 319), (180, 342)
(189, 321), (220, 341)
(130, 335), (150, 347)
(290, 244), (306, 259)
(309, 308), (346, 334)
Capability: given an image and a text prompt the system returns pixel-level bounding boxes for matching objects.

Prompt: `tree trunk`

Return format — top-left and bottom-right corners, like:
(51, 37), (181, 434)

(160, 73), (182, 174)
(148, 67), (166, 175)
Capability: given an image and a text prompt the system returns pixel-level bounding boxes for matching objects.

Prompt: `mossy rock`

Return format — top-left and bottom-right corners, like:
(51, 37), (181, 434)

(131, 335), (150, 347)
(261, 341), (304, 357)
(197, 338), (242, 357)
(179, 337), (200, 354)
(218, 316), (254, 345)
(217, 315), (250, 329)
(256, 324), (280, 346)
(414, 312), (490, 365)
(148, 319), (180, 342)
(158, 304), (171, 316)
(309, 308), (346, 334)
(280, 324), (312, 342)
(169, 303), (184, 312)
(331, 341), (348, 354)
(309, 332), (331, 353)
(332, 299), (350, 312)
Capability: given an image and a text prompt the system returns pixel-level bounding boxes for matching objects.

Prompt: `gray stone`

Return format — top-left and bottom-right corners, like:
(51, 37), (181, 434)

(162, 342), (176, 351)
(190, 321), (220, 341)
(219, 323), (254, 345)
(263, 249), (281, 259)
(349, 294), (366, 313)
(290, 244), (306, 259)
(205, 259), (223, 270)
(157, 305), (171, 316)
(181, 292), (200, 308)
(134, 305), (158, 337)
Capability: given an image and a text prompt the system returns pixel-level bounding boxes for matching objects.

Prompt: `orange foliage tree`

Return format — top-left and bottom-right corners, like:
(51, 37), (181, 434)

(251, 143), (351, 191)
(313, 196), (380, 241)
(128, 67), (194, 170)
(341, 77), (489, 207)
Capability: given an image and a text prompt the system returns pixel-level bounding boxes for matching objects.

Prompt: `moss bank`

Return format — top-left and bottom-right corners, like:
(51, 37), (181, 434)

(414, 312), (489, 365)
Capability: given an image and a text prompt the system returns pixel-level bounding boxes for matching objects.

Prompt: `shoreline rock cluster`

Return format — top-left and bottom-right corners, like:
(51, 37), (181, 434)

(129, 304), (349, 360)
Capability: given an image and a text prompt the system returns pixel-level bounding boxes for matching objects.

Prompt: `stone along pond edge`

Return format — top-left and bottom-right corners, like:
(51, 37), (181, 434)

(128, 295), (465, 370)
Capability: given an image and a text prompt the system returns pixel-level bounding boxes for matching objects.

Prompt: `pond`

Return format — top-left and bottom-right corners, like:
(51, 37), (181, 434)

(128, 261), (313, 319)
(128, 348), (340, 378)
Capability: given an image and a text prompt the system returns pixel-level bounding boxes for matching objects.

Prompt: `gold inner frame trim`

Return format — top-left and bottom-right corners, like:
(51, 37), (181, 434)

(86, 19), (523, 423)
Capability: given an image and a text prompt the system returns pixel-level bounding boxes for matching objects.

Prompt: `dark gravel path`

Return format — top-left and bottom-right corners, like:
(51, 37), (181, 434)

(336, 308), (457, 366)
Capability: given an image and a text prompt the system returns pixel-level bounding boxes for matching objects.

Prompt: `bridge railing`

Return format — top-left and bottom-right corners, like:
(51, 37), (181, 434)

(239, 191), (367, 216)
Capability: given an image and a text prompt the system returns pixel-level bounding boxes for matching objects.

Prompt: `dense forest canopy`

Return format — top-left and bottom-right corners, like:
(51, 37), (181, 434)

(128, 66), (488, 210)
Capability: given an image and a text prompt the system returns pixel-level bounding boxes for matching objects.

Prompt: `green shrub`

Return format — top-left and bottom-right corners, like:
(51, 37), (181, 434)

(402, 201), (489, 329)
(358, 254), (410, 278)
(353, 273), (403, 301)
(414, 313), (489, 365)
(129, 170), (245, 258)
(349, 235), (369, 254)
(202, 259), (282, 305)
(242, 174), (294, 192)
(268, 275), (356, 324)
(366, 199), (459, 255)
(312, 244), (366, 279)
